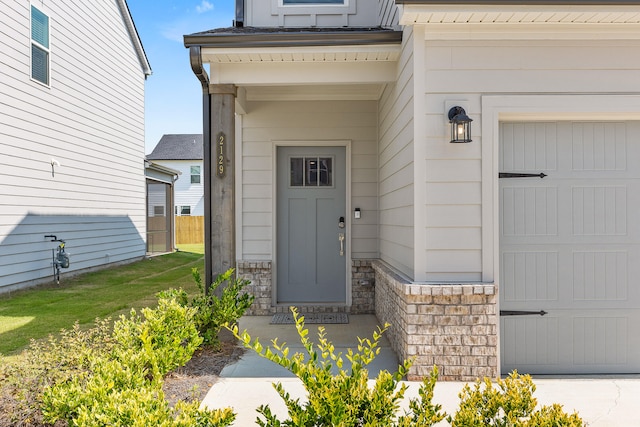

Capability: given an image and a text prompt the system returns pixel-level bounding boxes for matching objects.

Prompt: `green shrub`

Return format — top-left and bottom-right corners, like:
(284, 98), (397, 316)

(0, 318), (114, 426)
(112, 297), (203, 382)
(448, 371), (584, 426)
(229, 307), (446, 427)
(160, 268), (254, 347)
(40, 295), (234, 427)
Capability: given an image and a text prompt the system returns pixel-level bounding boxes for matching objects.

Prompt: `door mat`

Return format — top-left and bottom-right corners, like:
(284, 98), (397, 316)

(270, 313), (349, 325)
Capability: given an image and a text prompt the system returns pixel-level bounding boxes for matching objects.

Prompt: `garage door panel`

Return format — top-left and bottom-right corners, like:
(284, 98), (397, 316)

(501, 311), (639, 374)
(501, 187), (558, 236)
(572, 316), (628, 367)
(572, 186), (627, 236)
(501, 316), (560, 368)
(501, 122), (559, 172)
(573, 251), (628, 301)
(570, 122), (626, 172)
(502, 251), (559, 302)
(500, 121), (640, 375)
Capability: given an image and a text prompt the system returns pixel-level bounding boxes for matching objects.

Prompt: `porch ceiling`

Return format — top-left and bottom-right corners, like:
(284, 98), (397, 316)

(202, 44), (400, 99)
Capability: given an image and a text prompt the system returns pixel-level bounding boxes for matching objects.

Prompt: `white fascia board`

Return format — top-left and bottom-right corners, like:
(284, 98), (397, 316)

(209, 61), (398, 85)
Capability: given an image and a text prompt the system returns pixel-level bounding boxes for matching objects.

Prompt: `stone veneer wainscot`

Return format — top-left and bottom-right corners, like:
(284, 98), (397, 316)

(373, 260), (498, 381)
(238, 260), (376, 315)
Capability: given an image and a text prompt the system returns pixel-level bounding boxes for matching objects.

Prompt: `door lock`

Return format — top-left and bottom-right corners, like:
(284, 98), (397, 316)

(338, 216), (345, 228)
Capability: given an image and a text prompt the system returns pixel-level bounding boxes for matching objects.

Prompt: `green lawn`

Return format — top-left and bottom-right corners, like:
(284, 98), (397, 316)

(0, 251), (204, 357)
(176, 243), (205, 254)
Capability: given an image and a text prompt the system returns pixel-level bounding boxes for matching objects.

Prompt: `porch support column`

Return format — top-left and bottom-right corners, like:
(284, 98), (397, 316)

(189, 46), (237, 295)
(209, 84), (237, 295)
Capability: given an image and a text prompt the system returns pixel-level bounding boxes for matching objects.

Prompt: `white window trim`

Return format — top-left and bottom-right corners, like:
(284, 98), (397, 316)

(271, 0), (355, 16)
(280, 0), (347, 6)
(190, 165), (201, 184)
(30, 3), (51, 87)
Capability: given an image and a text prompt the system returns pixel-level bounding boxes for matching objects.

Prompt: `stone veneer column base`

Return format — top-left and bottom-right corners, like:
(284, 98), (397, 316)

(373, 260), (498, 382)
(237, 260), (377, 315)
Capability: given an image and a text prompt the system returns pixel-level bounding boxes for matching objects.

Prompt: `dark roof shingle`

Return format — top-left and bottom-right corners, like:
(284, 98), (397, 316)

(146, 134), (203, 160)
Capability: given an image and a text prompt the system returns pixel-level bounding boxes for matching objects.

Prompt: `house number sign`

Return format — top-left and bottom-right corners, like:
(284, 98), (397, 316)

(216, 132), (226, 178)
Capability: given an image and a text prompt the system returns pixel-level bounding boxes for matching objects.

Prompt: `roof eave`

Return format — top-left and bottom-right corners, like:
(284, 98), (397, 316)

(184, 30), (403, 49)
(118, 0), (152, 76)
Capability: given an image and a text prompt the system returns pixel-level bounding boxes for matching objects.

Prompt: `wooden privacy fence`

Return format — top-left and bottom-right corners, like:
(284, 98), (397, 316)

(176, 216), (204, 244)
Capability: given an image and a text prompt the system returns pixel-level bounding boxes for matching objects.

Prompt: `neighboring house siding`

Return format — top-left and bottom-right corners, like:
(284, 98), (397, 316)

(0, 1), (146, 290)
(241, 100), (379, 260)
(246, 0), (378, 27)
(377, 26), (414, 279)
(420, 38), (640, 282)
(378, 0), (398, 27)
(151, 160), (204, 216)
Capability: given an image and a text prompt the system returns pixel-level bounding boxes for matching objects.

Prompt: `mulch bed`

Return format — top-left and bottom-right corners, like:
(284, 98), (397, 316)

(163, 332), (245, 406)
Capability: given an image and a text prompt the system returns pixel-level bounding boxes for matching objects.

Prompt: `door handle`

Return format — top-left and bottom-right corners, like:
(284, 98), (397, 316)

(338, 233), (345, 256)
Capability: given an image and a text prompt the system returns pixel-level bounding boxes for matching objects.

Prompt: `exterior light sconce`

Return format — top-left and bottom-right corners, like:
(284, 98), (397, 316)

(448, 106), (472, 143)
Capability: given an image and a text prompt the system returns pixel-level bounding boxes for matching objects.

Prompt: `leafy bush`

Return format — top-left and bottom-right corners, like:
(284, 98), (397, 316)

(448, 371), (584, 426)
(0, 318), (114, 426)
(230, 307), (584, 427)
(38, 296), (234, 427)
(160, 268), (254, 347)
(229, 307), (446, 427)
(112, 297), (203, 382)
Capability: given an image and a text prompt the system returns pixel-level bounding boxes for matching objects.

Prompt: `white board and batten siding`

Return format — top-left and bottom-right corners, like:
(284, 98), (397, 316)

(378, 0), (399, 28)
(151, 160), (204, 216)
(377, 26), (414, 279)
(245, 0), (379, 27)
(240, 100), (379, 261)
(0, 1), (147, 291)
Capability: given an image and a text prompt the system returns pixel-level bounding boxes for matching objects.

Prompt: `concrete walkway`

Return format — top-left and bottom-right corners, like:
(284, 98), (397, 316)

(202, 315), (640, 426)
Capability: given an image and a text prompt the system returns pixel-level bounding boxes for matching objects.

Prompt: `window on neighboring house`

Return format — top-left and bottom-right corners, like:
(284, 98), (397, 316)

(31, 5), (50, 85)
(190, 166), (201, 184)
(283, 0), (343, 3)
(180, 206), (191, 216)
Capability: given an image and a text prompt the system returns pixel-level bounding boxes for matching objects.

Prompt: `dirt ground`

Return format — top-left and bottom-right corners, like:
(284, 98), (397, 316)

(162, 330), (245, 406)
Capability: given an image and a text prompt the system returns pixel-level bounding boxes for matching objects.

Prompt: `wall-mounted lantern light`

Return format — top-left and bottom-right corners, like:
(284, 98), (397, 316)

(448, 106), (472, 143)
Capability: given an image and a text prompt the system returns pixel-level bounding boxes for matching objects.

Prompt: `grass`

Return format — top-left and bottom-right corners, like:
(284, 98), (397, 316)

(0, 251), (204, 357)
(176, 243), (205, 254)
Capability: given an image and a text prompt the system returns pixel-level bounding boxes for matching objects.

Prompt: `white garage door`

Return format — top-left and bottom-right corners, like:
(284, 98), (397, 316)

(500, 121), (640, 375)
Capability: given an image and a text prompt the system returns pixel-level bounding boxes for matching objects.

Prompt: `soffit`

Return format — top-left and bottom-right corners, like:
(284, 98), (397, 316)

(200, 44), (401, 64)
(399, 4), (640, 25)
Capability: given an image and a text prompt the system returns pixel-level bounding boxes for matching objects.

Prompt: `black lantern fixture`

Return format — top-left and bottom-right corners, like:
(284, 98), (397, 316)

(448, 106), (472, 143)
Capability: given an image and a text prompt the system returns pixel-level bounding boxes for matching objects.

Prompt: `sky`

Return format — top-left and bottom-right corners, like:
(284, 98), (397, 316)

(126, 0), (236, 154)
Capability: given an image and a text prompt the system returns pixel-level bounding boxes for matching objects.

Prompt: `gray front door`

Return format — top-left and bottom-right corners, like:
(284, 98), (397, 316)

(276, 146), (346, 304)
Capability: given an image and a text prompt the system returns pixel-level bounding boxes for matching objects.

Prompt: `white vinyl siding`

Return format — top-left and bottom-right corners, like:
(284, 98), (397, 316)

(0, 1), (147, 291)
(150, 160), (204, 217)
(241, 100), (378, 260)
(377, 26), (414, 279)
